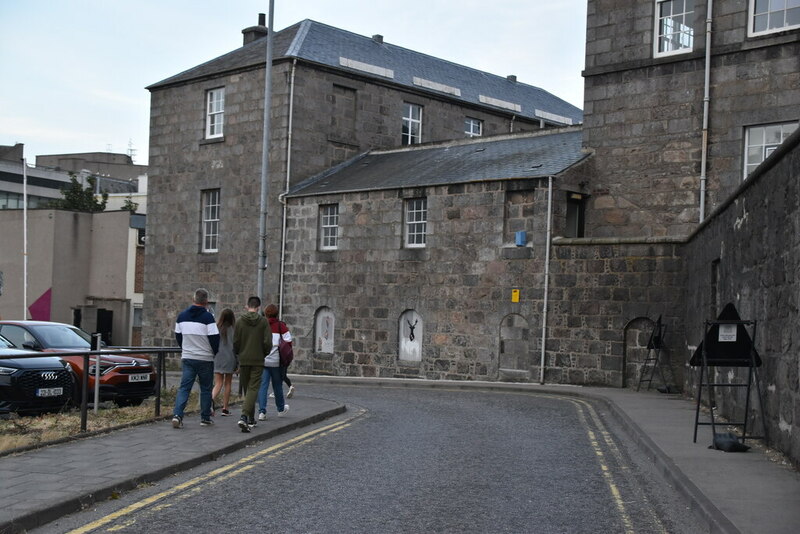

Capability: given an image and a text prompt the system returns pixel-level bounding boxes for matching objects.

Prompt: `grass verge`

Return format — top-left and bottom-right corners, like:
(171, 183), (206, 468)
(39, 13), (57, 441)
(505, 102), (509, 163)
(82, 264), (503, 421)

(0, 388), (242, 455)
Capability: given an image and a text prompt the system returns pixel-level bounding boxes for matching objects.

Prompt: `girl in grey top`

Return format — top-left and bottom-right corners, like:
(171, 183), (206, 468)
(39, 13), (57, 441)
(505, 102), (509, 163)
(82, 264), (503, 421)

(212, 308), (238, 416)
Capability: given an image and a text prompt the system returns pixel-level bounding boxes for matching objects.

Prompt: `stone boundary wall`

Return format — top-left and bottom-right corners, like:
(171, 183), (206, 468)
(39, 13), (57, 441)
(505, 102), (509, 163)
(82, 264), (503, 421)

(547, 237), (686, 388)
(281, 176), (688, 388)
(682, 130), (800, 466)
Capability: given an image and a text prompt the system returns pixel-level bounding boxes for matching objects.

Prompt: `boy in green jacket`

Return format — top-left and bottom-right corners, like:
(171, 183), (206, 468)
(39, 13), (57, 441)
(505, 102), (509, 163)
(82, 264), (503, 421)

(233, 296), (272, 432)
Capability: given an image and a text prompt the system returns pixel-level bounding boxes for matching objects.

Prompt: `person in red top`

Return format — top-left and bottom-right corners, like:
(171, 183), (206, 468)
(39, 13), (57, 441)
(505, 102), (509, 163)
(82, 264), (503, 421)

(257, 304), (293, 420)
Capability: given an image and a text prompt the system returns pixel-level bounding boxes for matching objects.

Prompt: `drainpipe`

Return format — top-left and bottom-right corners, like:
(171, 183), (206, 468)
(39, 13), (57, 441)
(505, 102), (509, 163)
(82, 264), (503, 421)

(278, 59), (297, 317)
(699, 0), (713, 222)
(509, 114), (516, 133)
(539, 176), (553, 384)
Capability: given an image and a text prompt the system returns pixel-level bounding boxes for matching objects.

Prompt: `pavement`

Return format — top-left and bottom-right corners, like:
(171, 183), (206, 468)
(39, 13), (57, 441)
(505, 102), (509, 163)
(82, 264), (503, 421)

(1, 375), (798, 534)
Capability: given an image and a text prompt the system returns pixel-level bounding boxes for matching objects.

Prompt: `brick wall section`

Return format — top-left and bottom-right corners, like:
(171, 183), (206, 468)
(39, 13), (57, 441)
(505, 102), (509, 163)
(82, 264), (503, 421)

(582, 0), (800, 237)
(682, 131), (800, 466)
(134, 246), (144, 294)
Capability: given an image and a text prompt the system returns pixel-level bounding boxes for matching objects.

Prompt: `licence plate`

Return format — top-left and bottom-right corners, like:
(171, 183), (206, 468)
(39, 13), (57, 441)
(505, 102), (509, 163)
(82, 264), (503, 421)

(129, 373), (151, 383)
(37, 387), (63, 397)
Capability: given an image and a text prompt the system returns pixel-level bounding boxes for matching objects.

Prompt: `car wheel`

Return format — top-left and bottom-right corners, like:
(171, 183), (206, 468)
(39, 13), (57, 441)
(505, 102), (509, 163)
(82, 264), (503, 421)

(115, 398), (144, 408)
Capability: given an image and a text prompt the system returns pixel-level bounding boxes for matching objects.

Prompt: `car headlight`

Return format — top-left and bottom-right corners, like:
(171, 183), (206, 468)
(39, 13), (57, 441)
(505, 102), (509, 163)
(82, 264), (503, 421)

(0, 366), (16, 376)
(88, 363), (115, 376)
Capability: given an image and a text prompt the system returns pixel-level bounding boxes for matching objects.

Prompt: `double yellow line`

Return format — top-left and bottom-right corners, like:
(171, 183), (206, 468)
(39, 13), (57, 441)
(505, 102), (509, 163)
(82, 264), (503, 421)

(69, 412), (364, 534)
(562, 395), (667, 534)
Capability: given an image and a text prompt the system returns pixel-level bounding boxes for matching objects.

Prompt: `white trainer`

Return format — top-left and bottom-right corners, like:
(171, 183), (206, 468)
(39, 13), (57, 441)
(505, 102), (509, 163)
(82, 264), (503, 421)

(278, 404), (289, 417)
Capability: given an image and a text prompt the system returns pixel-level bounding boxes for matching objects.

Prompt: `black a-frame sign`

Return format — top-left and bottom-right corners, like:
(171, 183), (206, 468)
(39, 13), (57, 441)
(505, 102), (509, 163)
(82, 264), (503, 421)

(691, 303), (766, 447)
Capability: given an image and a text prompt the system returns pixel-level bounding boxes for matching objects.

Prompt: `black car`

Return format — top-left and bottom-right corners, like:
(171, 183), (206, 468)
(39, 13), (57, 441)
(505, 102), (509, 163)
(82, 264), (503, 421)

(0, 334), (75, 415)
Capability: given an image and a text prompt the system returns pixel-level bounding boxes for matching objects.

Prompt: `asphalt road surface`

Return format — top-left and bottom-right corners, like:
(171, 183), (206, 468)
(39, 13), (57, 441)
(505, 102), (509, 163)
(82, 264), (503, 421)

(36, 383), (705, 534)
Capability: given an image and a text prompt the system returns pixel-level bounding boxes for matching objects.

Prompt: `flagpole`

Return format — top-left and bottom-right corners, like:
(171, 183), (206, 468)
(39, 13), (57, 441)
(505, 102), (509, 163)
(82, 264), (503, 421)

(22, 158), (28, 319)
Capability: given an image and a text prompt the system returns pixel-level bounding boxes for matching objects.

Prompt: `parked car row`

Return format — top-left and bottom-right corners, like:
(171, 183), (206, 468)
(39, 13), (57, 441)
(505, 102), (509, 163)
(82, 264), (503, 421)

(0, 334), (74, 415)
(0, 320), (157, 415)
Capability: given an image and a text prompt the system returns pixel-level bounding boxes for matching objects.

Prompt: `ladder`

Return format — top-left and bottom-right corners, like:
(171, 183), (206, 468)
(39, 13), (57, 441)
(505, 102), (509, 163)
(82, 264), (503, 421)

(636, 317), (674, 392)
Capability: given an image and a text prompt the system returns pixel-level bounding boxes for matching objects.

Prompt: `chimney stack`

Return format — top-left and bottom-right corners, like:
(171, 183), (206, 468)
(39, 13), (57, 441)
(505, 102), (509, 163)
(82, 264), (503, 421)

(372, 34), (383, 44)
(242, 13), (268, 45)
(507, 75), (517, 83)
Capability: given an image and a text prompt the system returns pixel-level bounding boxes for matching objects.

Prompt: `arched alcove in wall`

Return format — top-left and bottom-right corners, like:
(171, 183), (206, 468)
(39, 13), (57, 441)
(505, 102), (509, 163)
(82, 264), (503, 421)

(398, 309), (422, 362)
(499, 313), (532, 377)
(314, 306), (335, 354)
(622, 316), (656, 388)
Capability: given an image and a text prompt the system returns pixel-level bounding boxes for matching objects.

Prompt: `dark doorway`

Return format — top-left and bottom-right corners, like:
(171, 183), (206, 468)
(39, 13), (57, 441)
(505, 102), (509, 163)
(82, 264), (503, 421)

(97, 308), (113, 345)
(566, 192), (585, 238)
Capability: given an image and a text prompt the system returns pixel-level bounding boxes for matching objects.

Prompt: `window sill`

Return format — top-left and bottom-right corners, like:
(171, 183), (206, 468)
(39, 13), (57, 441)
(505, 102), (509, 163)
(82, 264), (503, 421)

(400, 248), (429, 261)
(199, 136), (225, 146)
(316, 250), (338, 262)
(500, 246), (532, 260)
(198, 253), (219, 263)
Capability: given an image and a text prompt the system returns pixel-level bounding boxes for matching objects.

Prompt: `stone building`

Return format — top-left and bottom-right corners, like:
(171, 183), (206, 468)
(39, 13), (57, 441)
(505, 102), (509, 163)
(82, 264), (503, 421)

(144, 5), (800, 463)
(274, 1), (799, 463)
(283, 129), (589, 381)
(143, 18), (582, 343)
(579, 0), (799, 237)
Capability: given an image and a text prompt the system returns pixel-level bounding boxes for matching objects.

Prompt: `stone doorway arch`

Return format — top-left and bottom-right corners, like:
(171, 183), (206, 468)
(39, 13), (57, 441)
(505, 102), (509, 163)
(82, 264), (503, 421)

(498, 313), (532, 381)
(622, 316), (656, 388)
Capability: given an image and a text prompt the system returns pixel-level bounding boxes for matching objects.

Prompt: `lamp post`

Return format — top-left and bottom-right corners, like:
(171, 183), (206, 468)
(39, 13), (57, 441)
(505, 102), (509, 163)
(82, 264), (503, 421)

(22, 158), (28, 319)
(257, 1), (275, 302)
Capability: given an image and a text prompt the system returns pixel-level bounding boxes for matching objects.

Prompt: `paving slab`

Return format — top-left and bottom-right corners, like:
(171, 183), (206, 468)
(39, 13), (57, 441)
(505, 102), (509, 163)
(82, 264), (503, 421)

(0, 395), (345, 534)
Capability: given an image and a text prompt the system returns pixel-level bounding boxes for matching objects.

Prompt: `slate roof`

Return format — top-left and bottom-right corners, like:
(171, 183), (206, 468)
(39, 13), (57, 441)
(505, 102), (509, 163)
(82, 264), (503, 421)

(148, 19), (582, 125)
(287, 127), (588, 197)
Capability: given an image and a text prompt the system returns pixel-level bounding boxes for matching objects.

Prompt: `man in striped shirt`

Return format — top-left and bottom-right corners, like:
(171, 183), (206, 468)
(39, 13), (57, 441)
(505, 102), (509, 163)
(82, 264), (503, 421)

(172, 288), (219, 428)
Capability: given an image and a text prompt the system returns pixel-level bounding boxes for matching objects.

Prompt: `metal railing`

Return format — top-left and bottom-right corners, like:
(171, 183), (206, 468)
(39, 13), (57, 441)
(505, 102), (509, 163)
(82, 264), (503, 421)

(0, 347), (180, 432)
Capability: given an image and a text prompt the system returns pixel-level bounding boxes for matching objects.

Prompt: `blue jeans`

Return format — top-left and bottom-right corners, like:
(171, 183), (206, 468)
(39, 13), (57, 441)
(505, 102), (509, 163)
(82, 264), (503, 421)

(257, 366), (286, 414)
(173, 358), (214, 420)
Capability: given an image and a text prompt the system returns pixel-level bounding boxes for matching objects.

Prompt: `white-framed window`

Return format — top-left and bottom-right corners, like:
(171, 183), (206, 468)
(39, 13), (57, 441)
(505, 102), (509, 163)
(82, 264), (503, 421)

(404, 197), (427, 248)
(749, 0), (800, 36)
(205, 88), (225, 139)
(402, 103), (422, 145)
(743, 121), (798, 178)
(201, 189), (220, 253)
(319, 203), (339, 250)
(465, 117), (483, 138)
(654, 0), (695, 57)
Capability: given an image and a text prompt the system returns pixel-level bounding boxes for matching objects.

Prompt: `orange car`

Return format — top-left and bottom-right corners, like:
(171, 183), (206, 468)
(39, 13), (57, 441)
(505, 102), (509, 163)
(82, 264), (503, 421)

(0, 320), (155, 407)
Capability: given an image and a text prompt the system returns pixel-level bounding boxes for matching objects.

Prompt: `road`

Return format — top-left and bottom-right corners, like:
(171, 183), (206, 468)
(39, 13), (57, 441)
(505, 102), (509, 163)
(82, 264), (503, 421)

(35, 383), (705, 533)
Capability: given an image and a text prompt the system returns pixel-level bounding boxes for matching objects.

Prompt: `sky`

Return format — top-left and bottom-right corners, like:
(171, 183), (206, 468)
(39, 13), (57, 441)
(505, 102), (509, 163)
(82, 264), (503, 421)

(0, 0), (587, 166)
